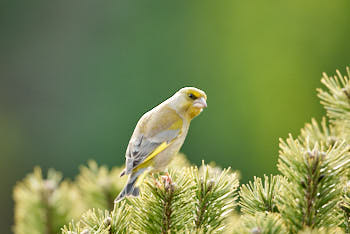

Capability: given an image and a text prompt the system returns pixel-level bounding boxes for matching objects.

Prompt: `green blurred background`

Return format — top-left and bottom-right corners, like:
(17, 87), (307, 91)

(1, 0), (350, 232)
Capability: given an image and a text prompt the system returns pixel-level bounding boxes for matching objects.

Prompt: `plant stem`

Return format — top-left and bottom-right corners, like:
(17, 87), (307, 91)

(162, 189), (173, 233)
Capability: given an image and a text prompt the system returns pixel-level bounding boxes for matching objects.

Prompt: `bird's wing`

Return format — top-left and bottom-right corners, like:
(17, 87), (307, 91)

(123, 107), (183, 175)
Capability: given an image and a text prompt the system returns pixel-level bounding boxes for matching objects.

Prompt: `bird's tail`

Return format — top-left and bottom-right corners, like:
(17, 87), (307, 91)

(114, 168), (147, 202)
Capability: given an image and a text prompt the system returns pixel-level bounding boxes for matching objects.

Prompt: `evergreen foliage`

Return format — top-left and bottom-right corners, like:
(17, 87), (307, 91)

(192, 163), (239, 232)
(130, 169), (196, 233)
(62, 201), (130, 234)
(13, 67), (350, 233)
(239, 175), (283, 215)
(13, 168), (80, 234)
(318, 68), (350, 129)
(341, 182), (350, 233)
(232, 212), (287, 234)
(76, 161), (127, 211)
(277, 138), (349, 232)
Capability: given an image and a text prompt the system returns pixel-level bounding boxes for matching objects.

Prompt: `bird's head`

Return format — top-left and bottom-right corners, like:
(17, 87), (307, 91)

(169, 87), (207, 120)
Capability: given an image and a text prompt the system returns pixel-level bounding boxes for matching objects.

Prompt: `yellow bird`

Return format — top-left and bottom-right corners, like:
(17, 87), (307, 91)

(115, 87), (207, 202)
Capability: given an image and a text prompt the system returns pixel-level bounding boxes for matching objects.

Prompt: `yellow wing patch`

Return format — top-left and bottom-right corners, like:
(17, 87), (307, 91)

(133, 141), (170, 171)
(169, 118), (183, 131)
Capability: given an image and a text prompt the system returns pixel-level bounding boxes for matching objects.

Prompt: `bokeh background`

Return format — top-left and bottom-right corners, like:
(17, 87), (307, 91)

(1, 0), (350, 232)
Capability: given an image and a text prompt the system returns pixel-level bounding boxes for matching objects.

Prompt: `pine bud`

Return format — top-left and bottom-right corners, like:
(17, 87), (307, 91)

(207, 179), (215, 192)
(43, 180), (56, 194)
(251, 227), (261, 234)
(306, 150), (315, 160)
(81, 229), (90, 234)
(342, 87), (350, 99)
(103, 216), (112, 227)
(327, 136), (337, 147)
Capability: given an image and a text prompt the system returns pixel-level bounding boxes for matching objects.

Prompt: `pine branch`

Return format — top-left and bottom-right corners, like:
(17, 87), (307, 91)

(192, 162), (239, 232)
(76, 161), (126, 211)
(317, 67), (350, 132)
(299, 118), (338, 148)
(14, 167), (79, 234)
(340, 181), (350, 233)
(110, 201), (131, 233)
(239, 175), (284, 215)
(277, 136), (350, 232)
(298, 227), (345, 234)
(232, 212), (287, 234)
(128, 162), (239, 233)
(61, 221), (84, 234)
(61, 201), (130, 234)
(130, 169), (195, 233)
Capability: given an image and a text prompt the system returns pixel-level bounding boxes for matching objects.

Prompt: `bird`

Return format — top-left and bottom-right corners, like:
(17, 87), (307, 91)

(115, 87), (207, 202)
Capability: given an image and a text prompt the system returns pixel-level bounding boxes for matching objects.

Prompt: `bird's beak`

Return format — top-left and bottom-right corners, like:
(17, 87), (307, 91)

(193, 97), (207, 109)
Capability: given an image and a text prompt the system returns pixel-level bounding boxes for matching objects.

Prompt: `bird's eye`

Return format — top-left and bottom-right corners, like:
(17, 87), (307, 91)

(188, 93), (197, 100)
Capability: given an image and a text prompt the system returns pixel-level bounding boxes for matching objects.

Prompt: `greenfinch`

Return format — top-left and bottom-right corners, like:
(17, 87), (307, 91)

(115, 87), (207, 201)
